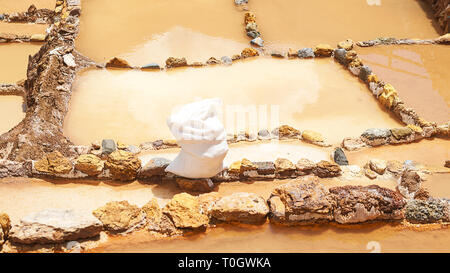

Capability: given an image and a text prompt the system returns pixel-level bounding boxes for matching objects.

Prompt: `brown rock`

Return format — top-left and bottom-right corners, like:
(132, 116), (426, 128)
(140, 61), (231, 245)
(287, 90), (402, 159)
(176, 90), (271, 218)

(105, 150), (141, 181)
(414, 188), (430, 201)
(30, 33), (46, 42)
(0, 213), (11, 242)
(369, 159), (387, 175)
(211, 192), (269, 224)
(314, 44), (333, 57)
(301, 130), (324, 143)
(163, 193), (209, 230)
(93, 201), (144, 232)
(272, 125), (300, 139)
(342, 137), (366, 151)
(296, 158), (316, 174)
(175, 177), (215, 192)
(397, 170), (422, 199)
(244, 12), (256, 24)
(141, 199), (162, 223)
(269, 177), (335, 225)
(364, 167), (378, 179)
(166, 57), (187, 68)
(330, 185), (406, 223)
(387, 160), (403, 175)
(105, 57), (131, 68)
(391, 127), (413, 140)
(74, 154), (104, 176)
(241, 158), (258, 172)
(274, 158), (296, 176)
(34, 151), (72, 175)
(337, 39), (354, 50)
(241, 47), (259, 58)
(313, 160), (341, 178)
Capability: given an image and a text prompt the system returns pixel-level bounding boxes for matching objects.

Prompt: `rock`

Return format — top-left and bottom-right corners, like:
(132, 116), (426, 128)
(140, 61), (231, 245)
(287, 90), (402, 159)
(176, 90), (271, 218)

(387, 160), (403, 175)
(271, 50), (285, 58)
(287, 48), (298, 58)
(175, 177), (215, 192)
(241, 47), (259, 58)
(330, 185), (406, 224)
(206, 57), (221, 65)
(105, 57), (131, 68)
(101, 139), (116, 154)
(221, 56), (232, 65)
(74, 154), (104, 176)
(359, 65), (372, 82)
(391, 127), (413, 140)
(228, 160), (242, 174)
(446, 160), (450, 168)
(254, 161), (275, 175)
(141, 198), (173, 234)
(138, 157), (171, 179)
(244, 12), (256, 24)
(271, 125), (300, 139)
(405, 199), (448, 223)
(257, 129), (271, 140)
(0, 160), (32, 178)
(30, 33), (46, 42)
(313, 161), (341, 178)
(92, 201), (144, 232)
(126, 145), (140, 154)
(364, 167), (378, 179)
(245, 22), (258, 32)
(361, 128), (392, 146)
(334, 48), (347, 64)
(141, 199), (162, 224)
(250, 37), (264, 47)
(414, 188), (430, 201)
(241, 158), (258, 172)
(398, 170), (422, 199)
(9, 209), (102, 244)
(436, 33), (450, 44)
(163, 193), (209, 229)
(268, 177), (334, 225)
(235, 0), (248, 5)
(342, 137), (366, 151)
(301, 130), (324, 143)
(34, 151), (72, 175)
(211, 192), (268, 224)
(378, 84), (399, 109)
(274, 158), (296, 176)
(166, 57), (187, 68)
(314, 44), (333, 57)
(0, 213), (10, 244)
(63, 53), (76, 67)
(337, 39), (354, 50)
(105, 150), (141, 181)
(369, 159), (387, 175)
(333, 147), (348, 165)
(295, 158), (316, 174)
(246, 30), (260, 39)
(141, 63), (160, 70)
(297, 48), (315, 58)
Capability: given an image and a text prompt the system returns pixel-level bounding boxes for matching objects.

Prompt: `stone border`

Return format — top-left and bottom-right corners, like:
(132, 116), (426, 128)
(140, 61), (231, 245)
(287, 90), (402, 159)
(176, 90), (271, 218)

(0, 4), (55, 24)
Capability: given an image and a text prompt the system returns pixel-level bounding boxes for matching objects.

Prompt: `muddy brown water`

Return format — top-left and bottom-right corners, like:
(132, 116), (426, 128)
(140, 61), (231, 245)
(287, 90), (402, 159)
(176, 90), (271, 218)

(75, 0), (249, 65)
(357, 44), (450, 124)
(0, 43), (42, 83)
(64, 57), (402, 146)
(249, 0), (440, 50)
(0, 95), (25, 135)
(0, 0), (55, 13)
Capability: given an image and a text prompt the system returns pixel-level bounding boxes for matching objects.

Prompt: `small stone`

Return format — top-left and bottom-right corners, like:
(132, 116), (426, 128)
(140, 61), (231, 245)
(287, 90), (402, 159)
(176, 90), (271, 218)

(301, 130), (324, 143)
(245, 22), (258, 32)
(141, 199), (162, 224)
(405, 199), (447, 224)
(297, 48), (315, 58)
(257, 129), (271, 140)
(93, 201), (143, 232)
(369, 159), (387, 175)
(287, 48), (298, 58)
(313, 160), (341, 178)
(386, 160), (403, 175)
(30, 33), (46, 42)
(446, 160), (450, 168)
(334, 48), (347, 64)
(337, 39), (354, 50)
(364, 167), (378, 179)
(333, 147), (348, 165)
(166, 57), (187, 68)
(211, 192), (269, 224)
(241, 47), (259, 58)
(251, 37), (264, 47)
(254, 161), (275, 175)
(271, 50), (285, 58)
(391, 127), (413, 140)
(141, 63), (160, 70)
(241, 158), (258, 172)
(342, 137), (366, 151)
(74, 154), (104, 176)
(221, 56), (232, 65)
(359, 65), (372, 82)
(361, 128), (392, 146)
(105, 150), (141, 181)
(274, 158), (296, 176)
(246, 30), (260, 39)
(0, 213), (11, 242)
(206, 57), (221, 65)
(101, 139), (116, 154)
(271, 125), (300, 139)
(235, 0), (248, 5)
(244, 12), (256, 24)
(163, 193), (209, 230)
(314, 44), (333, 57)
(175, 178), (215, 192)
(105, 57), (131, 69)
(138, 157), (171, 179)
(34, 151), (72, 175)
(10, 209), (102, 244)
(63, 53), (76, 67)
(436, 33), (450, 44)
(295, 158), (316, 174)
(398, 170), (422, 198)
(228, 160), (242, 174)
